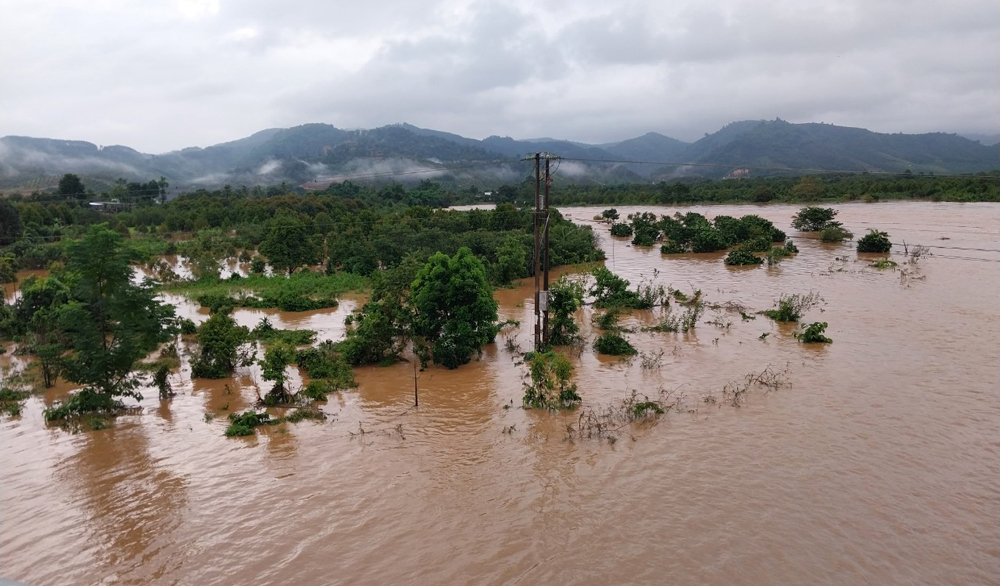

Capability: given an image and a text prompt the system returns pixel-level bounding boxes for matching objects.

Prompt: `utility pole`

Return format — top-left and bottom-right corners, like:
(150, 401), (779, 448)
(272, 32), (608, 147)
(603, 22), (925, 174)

(523, 152), (560, 352)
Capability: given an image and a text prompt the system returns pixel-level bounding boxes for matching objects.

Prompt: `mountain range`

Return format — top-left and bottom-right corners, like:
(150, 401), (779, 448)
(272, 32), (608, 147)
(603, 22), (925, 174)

(1, 119), (997, 192)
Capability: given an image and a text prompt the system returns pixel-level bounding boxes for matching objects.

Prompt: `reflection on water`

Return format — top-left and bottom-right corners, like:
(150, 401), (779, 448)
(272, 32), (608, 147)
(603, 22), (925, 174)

(1, 202), (998, 585)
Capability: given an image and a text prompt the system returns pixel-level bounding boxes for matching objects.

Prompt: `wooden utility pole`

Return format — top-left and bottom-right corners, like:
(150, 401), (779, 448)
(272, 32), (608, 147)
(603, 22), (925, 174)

(542, 157), (551, 343)
(523, 152), (560, 352)
(532, 153), (541, 351)
(413, 360), (419, 407)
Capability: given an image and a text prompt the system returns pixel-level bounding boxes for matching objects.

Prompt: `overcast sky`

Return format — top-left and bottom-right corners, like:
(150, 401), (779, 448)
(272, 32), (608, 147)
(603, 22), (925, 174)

(1, 0), (997, 153)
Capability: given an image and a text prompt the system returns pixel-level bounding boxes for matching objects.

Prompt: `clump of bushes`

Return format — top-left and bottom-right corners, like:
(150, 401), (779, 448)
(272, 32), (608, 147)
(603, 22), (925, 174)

(0, 387), (29, 417)
(660, 242), (686, 254)
(522, 351), (581, 410)
(251, 317), (317, 346)
(594, 332), (637, 356)
(546, 276), (584, 346)
(820, 226), (853, 243)
(857, 230), (892, 253)
(796, 322), (832, 343)
(869, 258), (898, 270)
(43, 388), (125, 421)
(725, 249), (763, 266)
(762, 292), (822, 322)
(589, 266), (665, 309)
(610, 223), (633, 237)
(792, 207), (840, 231)
(225, 410), (279, 436)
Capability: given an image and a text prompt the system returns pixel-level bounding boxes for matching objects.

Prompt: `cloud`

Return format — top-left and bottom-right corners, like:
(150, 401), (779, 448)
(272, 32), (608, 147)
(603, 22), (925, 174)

(0, 0), (996, 152)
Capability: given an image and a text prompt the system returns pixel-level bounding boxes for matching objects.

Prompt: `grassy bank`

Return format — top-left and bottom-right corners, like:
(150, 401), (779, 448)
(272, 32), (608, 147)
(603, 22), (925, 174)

(164, 271), (369, 311)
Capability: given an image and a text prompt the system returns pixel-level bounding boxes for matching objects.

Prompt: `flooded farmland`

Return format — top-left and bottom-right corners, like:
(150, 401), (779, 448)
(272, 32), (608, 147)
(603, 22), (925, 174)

(1, 201), (998, 585)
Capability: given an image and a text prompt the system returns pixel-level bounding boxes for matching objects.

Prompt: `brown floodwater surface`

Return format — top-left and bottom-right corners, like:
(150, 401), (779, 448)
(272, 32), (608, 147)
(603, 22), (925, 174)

(2, 202), (998, 585)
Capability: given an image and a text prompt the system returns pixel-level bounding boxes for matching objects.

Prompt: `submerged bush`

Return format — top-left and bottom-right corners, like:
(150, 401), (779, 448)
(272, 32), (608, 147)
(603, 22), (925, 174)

(792, 207), (839, 231)
(762, 292), (822, 322)
(857, 230), (892, 253)
(660, 241), (687, 254)
(869, 258), (898, 270)
(725, 249), (763, 266)
(796, 322), (832, 343)
(820, 226), (853, 243)
(690, 229), (728, 253)
(609, 223), (633, 237)
(522, 351), (581, 410)
(0, 387), (29, 417)
(224, 410), (279, 436)
(594, 332), (638, 356)
(43, 388), (125, 421)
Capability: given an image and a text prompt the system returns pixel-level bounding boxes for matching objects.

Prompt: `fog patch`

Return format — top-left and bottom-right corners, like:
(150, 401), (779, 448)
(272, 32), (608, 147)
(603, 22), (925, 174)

(257, 159), (282, 175)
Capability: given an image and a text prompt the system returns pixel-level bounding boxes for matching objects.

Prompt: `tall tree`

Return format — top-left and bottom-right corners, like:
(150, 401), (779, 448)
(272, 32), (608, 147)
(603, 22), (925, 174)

(0, 199), (22, 245)
(259, 214), (319, 275)
(56, 225), (176, 400)
(57, 173), (86, 198)
(411, 247), (498, 369)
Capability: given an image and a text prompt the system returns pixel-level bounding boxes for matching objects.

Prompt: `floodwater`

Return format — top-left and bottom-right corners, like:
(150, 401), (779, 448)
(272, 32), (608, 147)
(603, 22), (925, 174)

(1, 202), (998, 585)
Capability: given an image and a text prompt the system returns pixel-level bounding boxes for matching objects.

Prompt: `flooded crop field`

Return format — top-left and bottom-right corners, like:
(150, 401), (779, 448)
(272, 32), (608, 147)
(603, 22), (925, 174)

(2, 202), (998, 585)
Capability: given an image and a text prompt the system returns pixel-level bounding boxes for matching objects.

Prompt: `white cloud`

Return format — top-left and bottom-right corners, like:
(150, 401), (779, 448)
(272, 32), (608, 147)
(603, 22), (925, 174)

(0, 0), (996, 152)
(177, 0), (220, 20)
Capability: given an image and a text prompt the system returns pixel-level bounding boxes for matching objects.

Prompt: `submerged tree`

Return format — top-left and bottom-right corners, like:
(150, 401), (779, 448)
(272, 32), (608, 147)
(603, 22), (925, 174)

(411, 247), (499, 369)
(546, 276), (584, 346)
(191, 310), (254, 378)
(259, 214), (319, 275)
(46, 226), (176, 418)
(522, 351), (581, 410)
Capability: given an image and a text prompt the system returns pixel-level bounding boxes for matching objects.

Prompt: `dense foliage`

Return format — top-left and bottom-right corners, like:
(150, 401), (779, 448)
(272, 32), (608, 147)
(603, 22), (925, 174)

(546, 276), (585, 346)
(792, 207), (840, 231)
(522, 351), (581, 410)
(856, 230), (892, 253)
(411, 248), (499, 369)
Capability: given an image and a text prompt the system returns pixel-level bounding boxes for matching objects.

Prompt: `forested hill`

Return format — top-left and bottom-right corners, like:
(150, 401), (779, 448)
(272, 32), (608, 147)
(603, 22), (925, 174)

(2, 119), (997, 192)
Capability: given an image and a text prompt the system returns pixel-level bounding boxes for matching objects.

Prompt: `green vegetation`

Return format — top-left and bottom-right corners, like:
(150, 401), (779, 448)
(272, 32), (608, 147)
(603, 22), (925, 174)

(411, 248), (499, 369)
(19, 226), (178, 422)
(541, 172), (1000, 206)
(522, 351), (581, 410)
(225, 410), (280, 436)
(296, 341), (357, 399)
(171, 271), (366, 312)
(762, 292), (822, 322)
(632, 401), (664, 417)
(725, 249), (763, 266)
(796, 322), (833, 343)
(869, 258), (898, 270)
(792, 207), (840, 231)
(0, 386), (29, 417)
(857, 230), (892, 253)
(616, 211), (788, 255)
(546, 276), (584, 346)
(643, 292), (704, 333)
(258, 214), (321, 275)
(251, 317), (316, 346)
(820, 225), (853, 243)
(594, 332), (638, 356)
(589, 266), (666, 309)
(154, 363), (173, 399)
(609, 223), (633, 237)
(191, 311), (255, 379)
(260, 344), (296, 405)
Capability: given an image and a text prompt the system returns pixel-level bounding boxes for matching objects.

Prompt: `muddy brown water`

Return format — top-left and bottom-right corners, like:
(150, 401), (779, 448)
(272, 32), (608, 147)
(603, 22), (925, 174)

(1, 202), (998, 585)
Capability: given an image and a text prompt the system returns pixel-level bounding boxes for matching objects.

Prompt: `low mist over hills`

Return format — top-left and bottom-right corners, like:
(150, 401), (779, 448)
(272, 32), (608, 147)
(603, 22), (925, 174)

(2, 119), (997, 192)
